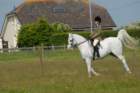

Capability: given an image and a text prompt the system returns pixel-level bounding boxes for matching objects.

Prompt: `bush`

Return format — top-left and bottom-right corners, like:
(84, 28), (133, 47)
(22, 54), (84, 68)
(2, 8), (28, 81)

(51, 23), (72, 32)
(50, 33), (68, 46)
(126, 28), (140, 38)
(18, 19), (52, 47)
(50, 29), (140, 46)
(18, 19), (72, 47)
(18, 18), (140, 47)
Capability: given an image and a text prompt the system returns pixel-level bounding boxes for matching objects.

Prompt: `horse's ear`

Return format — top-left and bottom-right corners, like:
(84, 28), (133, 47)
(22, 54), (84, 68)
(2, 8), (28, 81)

(69, 33), (72, 37)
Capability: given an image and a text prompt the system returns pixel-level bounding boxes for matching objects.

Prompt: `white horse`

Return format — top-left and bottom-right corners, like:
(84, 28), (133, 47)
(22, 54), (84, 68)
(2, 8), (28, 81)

(67, 29), (138, 78)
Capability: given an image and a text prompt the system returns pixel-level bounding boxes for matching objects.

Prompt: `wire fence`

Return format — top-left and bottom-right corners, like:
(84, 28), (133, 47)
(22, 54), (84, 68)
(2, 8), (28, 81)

(0, 45), (70, 76)
(0, 45), (67, 53)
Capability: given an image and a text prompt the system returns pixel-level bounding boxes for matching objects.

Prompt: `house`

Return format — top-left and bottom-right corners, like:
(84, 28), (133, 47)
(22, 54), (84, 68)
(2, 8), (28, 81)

(1, 0), (116, 49)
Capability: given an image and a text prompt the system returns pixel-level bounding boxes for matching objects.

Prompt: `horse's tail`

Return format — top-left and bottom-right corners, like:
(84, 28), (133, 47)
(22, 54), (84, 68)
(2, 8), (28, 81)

(117, 29), (139, 49)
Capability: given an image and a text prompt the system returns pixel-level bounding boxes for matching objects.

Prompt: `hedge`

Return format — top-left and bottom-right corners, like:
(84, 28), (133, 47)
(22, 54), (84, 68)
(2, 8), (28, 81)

(50, 29), (140, 45)
(126, 29), (140, 38)
(18, 18), (140, 47)
(50, 33), (68, 46)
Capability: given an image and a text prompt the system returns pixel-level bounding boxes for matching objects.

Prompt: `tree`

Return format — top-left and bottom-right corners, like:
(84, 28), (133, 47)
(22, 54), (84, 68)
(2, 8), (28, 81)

(51, 23), (72, 32)
(18, 18), (52, 47)
(18, 18), (72, 47)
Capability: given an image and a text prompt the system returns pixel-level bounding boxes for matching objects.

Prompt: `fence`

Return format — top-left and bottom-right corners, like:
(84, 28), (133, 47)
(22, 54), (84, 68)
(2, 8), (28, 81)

(0, 44), (139, 77)
(0, 45), (72, 76)
(0, 45), (68, 53)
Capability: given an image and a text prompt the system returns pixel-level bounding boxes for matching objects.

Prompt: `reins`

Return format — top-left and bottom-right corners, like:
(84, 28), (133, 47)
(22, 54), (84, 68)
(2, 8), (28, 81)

(76, 40), (89, 46)
(71, 34), (92, 47)
(76, 38), (92, 46)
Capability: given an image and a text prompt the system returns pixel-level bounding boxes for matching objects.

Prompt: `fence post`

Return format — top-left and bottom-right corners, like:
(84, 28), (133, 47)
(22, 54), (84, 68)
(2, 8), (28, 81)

(38, 44), (45, 76)
(32, 46), (36, 53)
(64, 44), (66, 50)
(51, 45), (55, 51)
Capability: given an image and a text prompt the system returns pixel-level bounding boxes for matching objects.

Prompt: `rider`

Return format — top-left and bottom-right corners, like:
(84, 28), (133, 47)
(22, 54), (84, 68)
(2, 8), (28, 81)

(90, 16), (102, 59)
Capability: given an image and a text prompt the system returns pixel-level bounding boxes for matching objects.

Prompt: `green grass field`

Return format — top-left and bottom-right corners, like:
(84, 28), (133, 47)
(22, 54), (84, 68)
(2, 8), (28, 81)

(0, 49), (140, 93)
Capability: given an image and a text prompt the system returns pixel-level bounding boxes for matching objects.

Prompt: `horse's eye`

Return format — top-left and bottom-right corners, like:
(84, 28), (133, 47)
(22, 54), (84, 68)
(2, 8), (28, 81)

(70, 40), (73, 42)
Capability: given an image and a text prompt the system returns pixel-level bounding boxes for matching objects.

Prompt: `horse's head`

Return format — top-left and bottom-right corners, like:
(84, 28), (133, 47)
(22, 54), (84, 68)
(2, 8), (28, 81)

(67, 33), (77, 49)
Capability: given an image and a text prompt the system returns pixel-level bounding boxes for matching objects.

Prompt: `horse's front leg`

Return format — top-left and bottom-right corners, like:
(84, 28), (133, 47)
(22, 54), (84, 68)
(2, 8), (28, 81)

(85, 58), (100, 78)
(91, 67), (100, 76)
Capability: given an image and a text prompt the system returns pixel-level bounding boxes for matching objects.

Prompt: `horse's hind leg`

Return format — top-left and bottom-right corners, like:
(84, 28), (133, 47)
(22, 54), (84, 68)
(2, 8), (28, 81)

(117, 55), (132, 74)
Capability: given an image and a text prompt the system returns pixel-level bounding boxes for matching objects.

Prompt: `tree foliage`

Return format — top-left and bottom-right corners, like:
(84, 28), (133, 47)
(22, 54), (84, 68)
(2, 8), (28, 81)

(51, 23), (72, 32)
(18, 18), (71, 47)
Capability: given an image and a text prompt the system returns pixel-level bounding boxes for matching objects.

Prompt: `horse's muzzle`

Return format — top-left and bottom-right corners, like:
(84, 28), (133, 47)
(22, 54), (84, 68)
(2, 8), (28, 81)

(67, 45), (73, 50)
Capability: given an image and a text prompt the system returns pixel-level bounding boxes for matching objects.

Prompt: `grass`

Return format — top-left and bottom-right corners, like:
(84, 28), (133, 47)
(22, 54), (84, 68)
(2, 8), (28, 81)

(0, 49), (140, 93)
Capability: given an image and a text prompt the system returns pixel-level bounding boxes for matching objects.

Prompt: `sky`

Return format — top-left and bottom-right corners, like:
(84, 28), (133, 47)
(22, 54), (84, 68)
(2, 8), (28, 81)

(0, 0), (140, 31)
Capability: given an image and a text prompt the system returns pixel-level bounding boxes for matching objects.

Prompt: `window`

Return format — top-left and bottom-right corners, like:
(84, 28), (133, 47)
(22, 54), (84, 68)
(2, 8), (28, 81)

(53, 6), (65, 13)
(79, 6), (84, 12)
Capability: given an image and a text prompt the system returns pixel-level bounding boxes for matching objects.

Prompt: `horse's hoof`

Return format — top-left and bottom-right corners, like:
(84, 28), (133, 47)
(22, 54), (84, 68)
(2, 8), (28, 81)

(95, 73), (100, 76)
(88, 75), (92, 78)
(128, 71), (132, 74)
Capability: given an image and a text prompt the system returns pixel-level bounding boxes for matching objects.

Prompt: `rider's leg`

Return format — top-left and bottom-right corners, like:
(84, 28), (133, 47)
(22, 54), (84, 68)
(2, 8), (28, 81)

(93, 39), (100, 58)
(93, 39), (99, 46)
